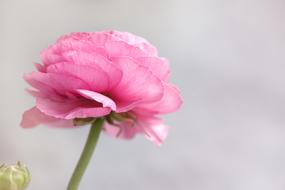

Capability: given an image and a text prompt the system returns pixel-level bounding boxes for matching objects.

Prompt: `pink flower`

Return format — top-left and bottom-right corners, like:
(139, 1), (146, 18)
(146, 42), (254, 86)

(21, 31), (182, 145)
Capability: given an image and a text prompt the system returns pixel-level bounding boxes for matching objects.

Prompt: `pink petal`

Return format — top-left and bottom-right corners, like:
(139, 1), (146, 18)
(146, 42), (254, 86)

(20, 107), (73, 128)
(105, 41), (149, 58)
(136, 57), (170, 81)
(34, 62), (46, 72)
(64, 107), (111, 119)
(24, 73), (62, 101)
(57, 32), (107, 49)
(77, 89), (116, 111)
(36, 97), (111, 119)
(143, 123), (169, 146)
(134, 83), (182, 115)
(25, 89), (43, 98)
(110, 57), (163, 112)
(107, 30), (158, 56)
(104, 116), (168, 145)
(40, 45), (65, 66)
(103, 121), (140, 139)
(59, 50), (123, 90)
(24, 72), (89, 96)
(46, 63), (109, 92)
(50, 31), (157, 56)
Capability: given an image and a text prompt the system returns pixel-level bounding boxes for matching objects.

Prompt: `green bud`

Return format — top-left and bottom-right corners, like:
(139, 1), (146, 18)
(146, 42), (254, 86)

(0, 162), (31, 190)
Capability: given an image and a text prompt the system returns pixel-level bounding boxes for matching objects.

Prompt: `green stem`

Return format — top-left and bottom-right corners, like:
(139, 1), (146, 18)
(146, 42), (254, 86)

(67, 118), (104, 190)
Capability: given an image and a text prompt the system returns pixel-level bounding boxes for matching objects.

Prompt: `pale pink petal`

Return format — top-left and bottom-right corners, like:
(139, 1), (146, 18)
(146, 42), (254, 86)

(24, 72), (89, 96)
(24, 73), (62, 101)
(40, 45), (65, 66)
(46, 63), (109, 92)
(20, 107), (73, 128)
(55, 31), (157, 55)
(36, 97), (111, 119)
(55, 31), (157, 57)
(77, 89), (116, 111)
(113, 100), (143, 113)
(136, 57), (170, 81)
(108, 30), (158, 55)
(34, 62), (46, 72)
(133, 84), (182, 115)
(58, 32), (110, 50)
(64, 107), (111, 119)
(104, 117), (168, 145)
(143, 123), (169, 146)
(105, 41), (149, 58)
(103, 121), (142, 139)
(25, 89), (43, 98)
(58, 50), (122, 90)
(110, 57), (163, 111)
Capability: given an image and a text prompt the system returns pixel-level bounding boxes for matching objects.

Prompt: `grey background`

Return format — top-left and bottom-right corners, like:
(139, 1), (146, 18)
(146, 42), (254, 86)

(1, 0), (285, 189)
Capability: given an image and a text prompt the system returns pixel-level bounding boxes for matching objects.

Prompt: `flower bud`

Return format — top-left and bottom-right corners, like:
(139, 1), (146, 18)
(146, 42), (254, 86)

(0, 162), (31, 190)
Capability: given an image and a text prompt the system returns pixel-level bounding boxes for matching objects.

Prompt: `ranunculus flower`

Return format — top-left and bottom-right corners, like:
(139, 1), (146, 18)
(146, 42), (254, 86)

(21, 31), (182, 145)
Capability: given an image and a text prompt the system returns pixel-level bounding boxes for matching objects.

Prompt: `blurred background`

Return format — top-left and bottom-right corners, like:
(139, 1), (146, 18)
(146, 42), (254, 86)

(1, 0), (285, 189)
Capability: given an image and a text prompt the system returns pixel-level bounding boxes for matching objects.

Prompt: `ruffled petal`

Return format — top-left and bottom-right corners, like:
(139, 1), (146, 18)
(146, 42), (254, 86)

(59, 50), (123, 90)
(103, 120), (141, 139)
(34, 62), (46, 72)
(20, 107), (73, 128)
(36, 97), (111, 119)
(24, 72), (89, 97)
(143, 123), (169, 146)
(55, 31), (157, 57)
(104, 116), (168, 146)
(134, 84), (182, 115)
(47, 63), (109, 92)
(40, 45), (65, 66)
(64, 107), (111, 119)
(77, 89), (116, 111)
(110, 57), (163, 112)
(107, 30), (158, 56)
(105, 41), (149, 58)
(24, 73), (62, 101)
(136, 57), (170, 81)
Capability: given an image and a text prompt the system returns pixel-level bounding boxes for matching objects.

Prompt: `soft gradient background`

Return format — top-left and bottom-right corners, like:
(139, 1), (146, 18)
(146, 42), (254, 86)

(1, 0), (285, 189)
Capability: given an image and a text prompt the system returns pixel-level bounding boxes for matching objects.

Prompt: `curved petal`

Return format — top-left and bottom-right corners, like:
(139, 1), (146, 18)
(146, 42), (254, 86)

(40, 33), (98, 66)
(47, 63), (109, 92)
(36, 97), (111, 119)
(105, 41), (149, 58)
(40, 45), (65, 66)
(134, 83), (182, 115)
(20, 107), (73, 128)
(103, 116), (168, 146)
(48, 31), (157, 56)
(59, 50), (123, 90)
(65, 107), (111, 119)
(34, 62), (46, 72)
(24, 72), (89, 97)
(57, 32), (108, 49)
(136, 57), (170, 81)
(107, 30), (158, 56)
(110, 57), (163, 112)
(143, 122), (169, 146)
(103, 120), (141, 139)
(77, 89), (116, 111)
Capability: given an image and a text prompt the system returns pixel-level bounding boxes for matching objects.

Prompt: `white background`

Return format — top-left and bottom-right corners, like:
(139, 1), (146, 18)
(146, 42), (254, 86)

(1, 0), (285, 189)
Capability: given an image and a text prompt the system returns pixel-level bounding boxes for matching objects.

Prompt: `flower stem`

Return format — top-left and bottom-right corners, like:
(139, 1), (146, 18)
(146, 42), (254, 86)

(67, 118), (104, 190)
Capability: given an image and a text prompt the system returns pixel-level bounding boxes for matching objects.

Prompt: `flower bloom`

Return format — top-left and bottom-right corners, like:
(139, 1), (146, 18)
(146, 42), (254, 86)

(21, 31), (182, 145)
